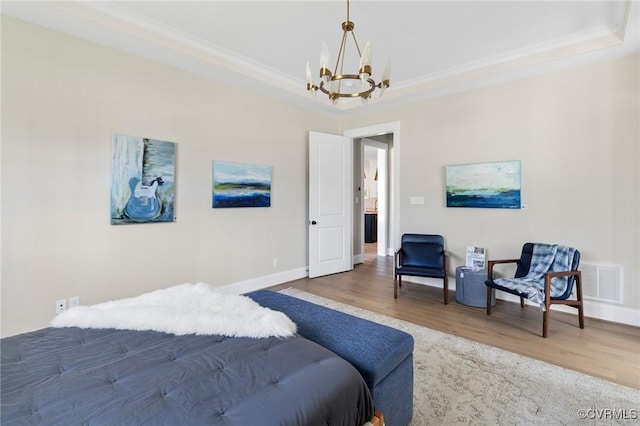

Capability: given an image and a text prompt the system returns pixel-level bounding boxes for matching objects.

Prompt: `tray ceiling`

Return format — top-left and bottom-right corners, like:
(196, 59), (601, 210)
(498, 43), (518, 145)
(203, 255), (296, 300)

(2, 1), (638, 115)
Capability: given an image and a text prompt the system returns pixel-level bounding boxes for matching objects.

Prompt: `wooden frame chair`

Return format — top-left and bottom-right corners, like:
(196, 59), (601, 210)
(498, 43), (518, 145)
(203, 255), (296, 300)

(394, 234), (449, 304)
(485, 242), (584, 338)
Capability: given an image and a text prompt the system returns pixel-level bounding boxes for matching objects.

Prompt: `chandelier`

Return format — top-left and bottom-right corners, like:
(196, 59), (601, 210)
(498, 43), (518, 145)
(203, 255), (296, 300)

(306, 0), (390, 105)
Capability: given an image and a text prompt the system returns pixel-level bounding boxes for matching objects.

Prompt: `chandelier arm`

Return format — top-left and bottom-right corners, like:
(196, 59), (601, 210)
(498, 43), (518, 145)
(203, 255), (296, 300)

(350, 31), (362, 57)
(335, 30), (349, 76)
(334, 29), (350, 95)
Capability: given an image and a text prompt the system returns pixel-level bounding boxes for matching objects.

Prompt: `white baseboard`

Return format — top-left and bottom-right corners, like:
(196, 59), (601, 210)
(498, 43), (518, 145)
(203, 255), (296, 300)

(219, 267), (308, 294)
(402, 276), (448, 288)
(403, 276), (640, 327)
(497, 292), (640, 327)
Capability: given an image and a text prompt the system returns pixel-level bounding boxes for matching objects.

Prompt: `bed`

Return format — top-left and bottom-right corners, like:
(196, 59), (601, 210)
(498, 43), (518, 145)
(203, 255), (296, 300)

(1, 285), (379, 425)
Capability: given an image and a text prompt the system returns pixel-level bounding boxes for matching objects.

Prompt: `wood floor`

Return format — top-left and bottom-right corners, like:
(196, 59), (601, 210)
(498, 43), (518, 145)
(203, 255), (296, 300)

(270, 244), (640, 390)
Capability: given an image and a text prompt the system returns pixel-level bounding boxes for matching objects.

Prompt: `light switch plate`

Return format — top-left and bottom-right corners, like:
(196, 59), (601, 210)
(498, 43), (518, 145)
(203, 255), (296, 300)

(410, 196), (425, 205)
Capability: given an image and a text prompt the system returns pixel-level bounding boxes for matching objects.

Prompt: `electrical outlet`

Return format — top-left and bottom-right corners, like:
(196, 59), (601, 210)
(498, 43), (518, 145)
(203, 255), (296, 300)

(69, 296), (80, 308)
(55, 299), (67, 314)
(272, 258), (279, 268)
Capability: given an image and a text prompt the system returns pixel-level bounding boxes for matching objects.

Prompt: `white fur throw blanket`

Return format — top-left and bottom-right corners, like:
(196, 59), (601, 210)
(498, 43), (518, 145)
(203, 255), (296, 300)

(50, 283), (297, 338)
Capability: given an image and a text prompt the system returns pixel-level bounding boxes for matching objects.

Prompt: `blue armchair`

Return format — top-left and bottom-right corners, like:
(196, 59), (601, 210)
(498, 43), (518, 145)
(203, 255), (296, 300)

(394, 234), (449, 304)
(485, 242), (584, 337)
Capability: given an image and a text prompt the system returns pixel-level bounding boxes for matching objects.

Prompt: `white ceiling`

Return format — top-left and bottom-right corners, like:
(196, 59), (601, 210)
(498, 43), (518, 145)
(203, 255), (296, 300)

(2, 1), (639, 115)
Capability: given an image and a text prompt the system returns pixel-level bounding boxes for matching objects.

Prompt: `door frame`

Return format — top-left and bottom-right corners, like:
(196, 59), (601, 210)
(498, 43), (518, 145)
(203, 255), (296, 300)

(344, 121), (401, 259)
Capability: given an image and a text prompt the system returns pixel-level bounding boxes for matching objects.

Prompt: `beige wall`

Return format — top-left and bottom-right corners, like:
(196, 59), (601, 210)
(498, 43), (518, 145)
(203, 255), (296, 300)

(2, 16), (639, 336)
(1, 17), (338, 336)
(341, 53), (640, 316)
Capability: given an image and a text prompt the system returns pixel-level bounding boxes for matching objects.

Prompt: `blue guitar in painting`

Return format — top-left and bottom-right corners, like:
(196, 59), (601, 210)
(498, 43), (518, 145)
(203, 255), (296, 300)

(124, 176), (164, 220)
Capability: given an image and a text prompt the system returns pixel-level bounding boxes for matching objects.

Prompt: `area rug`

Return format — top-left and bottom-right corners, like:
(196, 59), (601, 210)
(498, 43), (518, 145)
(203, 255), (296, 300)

(279, 288), (640, 425)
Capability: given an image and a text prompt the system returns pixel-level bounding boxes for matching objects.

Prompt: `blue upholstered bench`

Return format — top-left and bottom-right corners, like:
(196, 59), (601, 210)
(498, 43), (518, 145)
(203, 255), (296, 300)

(247, 290), (414, 426)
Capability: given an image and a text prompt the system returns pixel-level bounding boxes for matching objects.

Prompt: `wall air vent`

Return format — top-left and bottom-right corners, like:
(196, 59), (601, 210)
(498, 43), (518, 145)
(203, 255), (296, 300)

(580, 262), (624, 304)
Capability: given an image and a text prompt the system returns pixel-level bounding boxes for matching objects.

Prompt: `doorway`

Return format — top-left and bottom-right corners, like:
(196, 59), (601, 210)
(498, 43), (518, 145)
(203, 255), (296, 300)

(344, 121), (400, 264)
(362, 140), (387, 259)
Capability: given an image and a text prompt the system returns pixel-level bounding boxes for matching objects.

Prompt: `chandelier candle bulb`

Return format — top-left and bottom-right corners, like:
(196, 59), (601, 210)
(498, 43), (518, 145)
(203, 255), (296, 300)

(306, 62), (312, 83)
(380, 58), (391, 96)
(306, 62), (317, 95)
(320, 42), (330, 68)
(359, 41), (372, 85)
(320, 42), (331, 83)
(360, 42), (371, 68)
(383, 58), (391, 81)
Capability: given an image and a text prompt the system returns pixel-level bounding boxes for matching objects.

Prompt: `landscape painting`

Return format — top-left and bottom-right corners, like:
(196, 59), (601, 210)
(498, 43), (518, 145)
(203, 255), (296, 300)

(110, 134), (176, 224)
(212, 161), (272, 208)
(446, 160), (521, 209)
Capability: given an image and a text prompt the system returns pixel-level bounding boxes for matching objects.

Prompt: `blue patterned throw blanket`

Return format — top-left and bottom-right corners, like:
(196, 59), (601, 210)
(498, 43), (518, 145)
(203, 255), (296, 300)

(494, 243), (576, 310)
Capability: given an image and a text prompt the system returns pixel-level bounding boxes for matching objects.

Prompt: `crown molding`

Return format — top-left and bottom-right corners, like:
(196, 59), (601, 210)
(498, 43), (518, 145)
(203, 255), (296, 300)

(3, 0), (637, 115)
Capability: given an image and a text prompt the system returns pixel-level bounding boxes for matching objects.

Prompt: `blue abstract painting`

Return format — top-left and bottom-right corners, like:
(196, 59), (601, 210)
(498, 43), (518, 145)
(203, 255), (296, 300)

(446, 160), (521, 209)
(212, 161), (272, 208)
(110, 134), (176, 224)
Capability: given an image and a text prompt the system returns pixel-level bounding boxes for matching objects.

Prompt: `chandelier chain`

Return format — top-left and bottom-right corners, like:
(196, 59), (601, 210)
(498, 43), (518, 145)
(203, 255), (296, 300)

(346, 0), (350, 23)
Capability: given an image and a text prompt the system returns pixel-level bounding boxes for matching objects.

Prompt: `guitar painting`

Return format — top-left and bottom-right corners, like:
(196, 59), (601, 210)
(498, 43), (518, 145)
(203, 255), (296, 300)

(124, 176), (165, 220)
(110, 135), (176, 225)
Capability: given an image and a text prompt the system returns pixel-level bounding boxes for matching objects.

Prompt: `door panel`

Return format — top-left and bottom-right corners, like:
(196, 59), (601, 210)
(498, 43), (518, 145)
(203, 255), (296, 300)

(308, 131), (352, 278)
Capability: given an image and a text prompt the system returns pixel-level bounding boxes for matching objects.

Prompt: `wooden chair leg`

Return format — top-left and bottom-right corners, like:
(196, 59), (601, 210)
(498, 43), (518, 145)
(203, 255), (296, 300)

(542, 275), (553, 338)
(486, 287), (493, 315)
(543, 307), (550, 338)
(542, 288), (552, 338)
(578, 303), (585, 329)
(443, 276), (449, 305)
(575, 272), (585, 329)
(394, 275), (398, 299)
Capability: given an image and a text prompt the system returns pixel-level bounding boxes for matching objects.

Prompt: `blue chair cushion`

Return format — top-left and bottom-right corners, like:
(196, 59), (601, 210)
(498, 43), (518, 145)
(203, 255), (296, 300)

(396, 265), (446, 279)
(400, 242), (444, 269)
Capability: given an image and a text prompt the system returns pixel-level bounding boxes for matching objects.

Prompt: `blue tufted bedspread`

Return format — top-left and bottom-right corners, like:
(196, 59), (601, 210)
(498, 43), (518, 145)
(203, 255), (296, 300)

(1, 327), (373, 425)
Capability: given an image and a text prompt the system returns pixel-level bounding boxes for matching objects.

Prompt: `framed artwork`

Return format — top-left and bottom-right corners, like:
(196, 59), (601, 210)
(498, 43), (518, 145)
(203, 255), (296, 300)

(446, 160), (521, 209)
(110, 134), (176, 224)
(212, 161), (272, 208)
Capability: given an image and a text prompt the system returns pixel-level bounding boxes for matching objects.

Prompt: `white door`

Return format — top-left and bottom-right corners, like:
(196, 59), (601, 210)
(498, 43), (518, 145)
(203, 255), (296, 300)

(308, 131), (352, 278)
